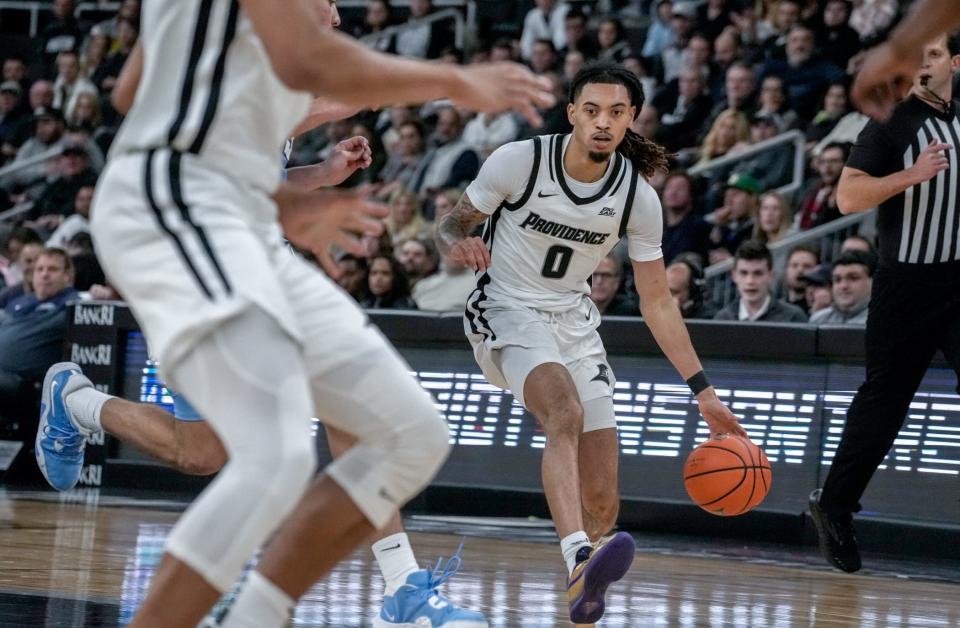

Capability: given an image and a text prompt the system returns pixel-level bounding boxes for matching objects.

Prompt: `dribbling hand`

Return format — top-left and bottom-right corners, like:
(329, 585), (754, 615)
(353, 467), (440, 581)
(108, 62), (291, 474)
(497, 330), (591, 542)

(910, 139), (952, 184)
(697, 392), (747, 439)
(448, 236), (491, 272)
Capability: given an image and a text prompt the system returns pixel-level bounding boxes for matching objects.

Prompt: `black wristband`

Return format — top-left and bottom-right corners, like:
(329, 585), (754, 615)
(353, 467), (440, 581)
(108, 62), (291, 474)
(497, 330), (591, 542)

(686, 370), (711, 396)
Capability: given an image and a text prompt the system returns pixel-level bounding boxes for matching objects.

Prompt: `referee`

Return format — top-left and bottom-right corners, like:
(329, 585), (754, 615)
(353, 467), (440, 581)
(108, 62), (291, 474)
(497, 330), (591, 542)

(810, 33), (960, 573)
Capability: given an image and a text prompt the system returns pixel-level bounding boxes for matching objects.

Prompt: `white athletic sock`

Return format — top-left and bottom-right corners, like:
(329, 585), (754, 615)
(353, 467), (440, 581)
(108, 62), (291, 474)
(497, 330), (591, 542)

(65, 387), (111, 434)
(220, 570), (293, 628)
(560, 531), (592, 576)
(372, 532), (420, 595)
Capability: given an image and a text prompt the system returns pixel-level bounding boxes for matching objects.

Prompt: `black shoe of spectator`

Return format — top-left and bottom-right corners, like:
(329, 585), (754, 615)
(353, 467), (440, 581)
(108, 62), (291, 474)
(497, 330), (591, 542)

(809, 489), (861, 573)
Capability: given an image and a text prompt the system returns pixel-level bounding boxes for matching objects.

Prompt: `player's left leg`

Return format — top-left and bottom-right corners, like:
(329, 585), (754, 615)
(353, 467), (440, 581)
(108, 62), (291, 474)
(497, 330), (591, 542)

(578, 420), (619, 541)
(36, 375), (228, 491)
(217, 257), (453, 628)
(564, 311), (622, 542)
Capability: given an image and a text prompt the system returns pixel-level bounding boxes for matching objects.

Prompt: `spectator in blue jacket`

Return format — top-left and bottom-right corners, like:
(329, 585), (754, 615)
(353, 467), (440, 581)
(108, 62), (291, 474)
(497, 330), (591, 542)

(0, 247), (77, 406)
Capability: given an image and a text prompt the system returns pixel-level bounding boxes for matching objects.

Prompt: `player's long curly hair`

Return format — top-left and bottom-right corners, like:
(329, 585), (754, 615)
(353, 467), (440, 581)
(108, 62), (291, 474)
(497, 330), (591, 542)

(568, 61), (669, 179)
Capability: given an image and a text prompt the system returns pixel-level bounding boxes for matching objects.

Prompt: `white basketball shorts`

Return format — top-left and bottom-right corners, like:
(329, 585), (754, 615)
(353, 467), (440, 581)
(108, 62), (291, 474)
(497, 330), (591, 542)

(90, 148), (388, 378)
(464, 295), (617, 431)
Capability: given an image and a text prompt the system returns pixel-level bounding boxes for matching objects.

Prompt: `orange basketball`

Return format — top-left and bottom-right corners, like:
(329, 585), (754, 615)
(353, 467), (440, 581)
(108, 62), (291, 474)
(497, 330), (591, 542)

(683, 435), (772, 516)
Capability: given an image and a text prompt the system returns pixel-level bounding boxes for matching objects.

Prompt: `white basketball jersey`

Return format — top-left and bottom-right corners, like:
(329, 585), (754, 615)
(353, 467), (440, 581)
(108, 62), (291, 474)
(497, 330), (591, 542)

(110, 0), (311, 195)
(464, 134), (663, 313)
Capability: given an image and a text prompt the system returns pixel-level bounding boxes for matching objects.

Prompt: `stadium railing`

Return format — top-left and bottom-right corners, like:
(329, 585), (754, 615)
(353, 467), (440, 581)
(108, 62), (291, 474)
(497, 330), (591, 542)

(686, 129), (876, 307)
(687, 129), (808, 200)
(703, 210), (876, 307)
(0, 144), (64, 224)
(355, 7), (467, 52)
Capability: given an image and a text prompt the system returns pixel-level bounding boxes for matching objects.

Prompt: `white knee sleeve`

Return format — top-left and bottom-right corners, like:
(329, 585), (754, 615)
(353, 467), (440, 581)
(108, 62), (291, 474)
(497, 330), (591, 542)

(164, 307), (317, 592)
(310, 345), (451, 529)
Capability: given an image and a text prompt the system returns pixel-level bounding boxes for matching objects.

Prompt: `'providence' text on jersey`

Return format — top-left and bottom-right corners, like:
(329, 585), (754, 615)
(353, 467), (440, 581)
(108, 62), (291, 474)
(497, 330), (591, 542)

(463, 134), (664, 313)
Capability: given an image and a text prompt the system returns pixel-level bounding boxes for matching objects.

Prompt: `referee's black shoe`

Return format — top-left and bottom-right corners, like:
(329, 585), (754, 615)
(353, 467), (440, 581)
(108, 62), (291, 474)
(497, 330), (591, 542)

(809, 489), (861, 573)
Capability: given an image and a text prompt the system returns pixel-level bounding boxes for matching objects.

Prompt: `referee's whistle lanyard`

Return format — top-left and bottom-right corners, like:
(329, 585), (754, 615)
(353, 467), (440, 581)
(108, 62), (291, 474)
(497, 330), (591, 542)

(918, 78), (952, 115)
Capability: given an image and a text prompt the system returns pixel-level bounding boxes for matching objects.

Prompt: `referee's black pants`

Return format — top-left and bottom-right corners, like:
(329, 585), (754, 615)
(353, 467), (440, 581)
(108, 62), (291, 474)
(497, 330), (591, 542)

(820, 262), (960, 515)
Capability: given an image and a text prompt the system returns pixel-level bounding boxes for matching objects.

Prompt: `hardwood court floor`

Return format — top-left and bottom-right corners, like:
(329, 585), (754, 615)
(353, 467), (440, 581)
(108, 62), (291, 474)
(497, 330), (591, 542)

(0, 490), (958, 627)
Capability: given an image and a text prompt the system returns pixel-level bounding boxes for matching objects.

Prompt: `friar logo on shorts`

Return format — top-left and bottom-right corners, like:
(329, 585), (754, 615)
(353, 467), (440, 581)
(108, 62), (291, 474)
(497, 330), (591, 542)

(590, 364), (610, 385)
(71, 343), (112, 366)
(73, 304), (115, 327)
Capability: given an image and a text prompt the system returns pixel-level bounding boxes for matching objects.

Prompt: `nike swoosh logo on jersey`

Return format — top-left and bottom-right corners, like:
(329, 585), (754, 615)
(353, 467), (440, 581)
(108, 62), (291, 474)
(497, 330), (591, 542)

(381, 543), (402, 551)
(537, 190), (559, 198)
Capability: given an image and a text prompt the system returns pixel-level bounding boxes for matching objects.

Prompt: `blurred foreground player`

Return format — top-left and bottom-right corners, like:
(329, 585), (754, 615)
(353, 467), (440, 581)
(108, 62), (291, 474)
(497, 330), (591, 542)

(810, 34), (960, 573)
(36, 3), (487, 624)
(437, 61), (745, 625)
(35, 0), (554, 626)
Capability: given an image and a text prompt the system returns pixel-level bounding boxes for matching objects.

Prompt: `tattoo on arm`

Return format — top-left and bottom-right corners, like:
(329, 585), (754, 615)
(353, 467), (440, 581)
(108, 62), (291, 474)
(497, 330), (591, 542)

(435, 194), (488, 255)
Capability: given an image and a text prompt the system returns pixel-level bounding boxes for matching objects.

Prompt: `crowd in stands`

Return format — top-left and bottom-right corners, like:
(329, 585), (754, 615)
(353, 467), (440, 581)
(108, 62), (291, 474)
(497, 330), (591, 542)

(0, 0), (912, 396)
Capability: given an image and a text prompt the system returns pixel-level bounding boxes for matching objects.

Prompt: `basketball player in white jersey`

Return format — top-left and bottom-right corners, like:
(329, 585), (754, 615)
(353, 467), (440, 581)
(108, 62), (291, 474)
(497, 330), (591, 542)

(39, 8), (489, 622)
(851, 0), (960, 120)
(35, 1), (554, 626)
(436, 61), (746, 625)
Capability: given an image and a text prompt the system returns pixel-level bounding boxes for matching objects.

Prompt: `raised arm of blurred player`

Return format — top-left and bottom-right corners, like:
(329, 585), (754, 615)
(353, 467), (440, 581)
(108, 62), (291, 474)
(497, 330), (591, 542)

(286, 136), (373, 190)
(631, 257), (746, 438)
(240, 0), (555, 126)
(853, 1), (960, 120)
(291, 98), (364, 136)
(111, 40), (142, 114)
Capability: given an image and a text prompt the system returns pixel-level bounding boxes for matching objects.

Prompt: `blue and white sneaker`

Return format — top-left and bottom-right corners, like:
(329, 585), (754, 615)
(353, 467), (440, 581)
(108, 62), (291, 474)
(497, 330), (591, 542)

(374, 544), (488, 628)
(36, 362), (94, 491)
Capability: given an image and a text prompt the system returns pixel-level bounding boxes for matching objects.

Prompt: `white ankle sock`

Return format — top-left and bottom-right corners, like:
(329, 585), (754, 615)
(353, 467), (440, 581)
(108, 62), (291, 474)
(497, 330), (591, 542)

(220, 571), (293, 628)
(560, 531), (591, 575)
(65, 387), (111, 434)
(372, 532), (419, 595)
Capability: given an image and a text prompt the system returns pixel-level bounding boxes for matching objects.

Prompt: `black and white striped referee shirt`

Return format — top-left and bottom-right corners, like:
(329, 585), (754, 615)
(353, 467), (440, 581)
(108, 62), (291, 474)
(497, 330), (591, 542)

(847, 95), (960, 268)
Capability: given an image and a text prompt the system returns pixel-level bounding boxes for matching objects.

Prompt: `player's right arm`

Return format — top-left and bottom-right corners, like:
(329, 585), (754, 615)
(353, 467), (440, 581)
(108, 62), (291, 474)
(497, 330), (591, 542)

(239, 0), (555, 125)
(435, 193), (490, 271)
(837, 140), (951, 214)
(435, 140), (533, 271)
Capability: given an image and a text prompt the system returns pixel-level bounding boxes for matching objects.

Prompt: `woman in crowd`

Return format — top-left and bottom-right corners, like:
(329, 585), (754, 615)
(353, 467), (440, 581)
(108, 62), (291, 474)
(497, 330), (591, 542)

(698, 109), (750, 164)
(68, 92), (102, 130)
(386, 186), (431, 247)
(806, 81), (850, 149)
(356, 0), (396, 53)
(362, 254), (418, 310)
(81, 28), (110, 82)
(597, 17), (630, 62)
(752, 191), (794, 244)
